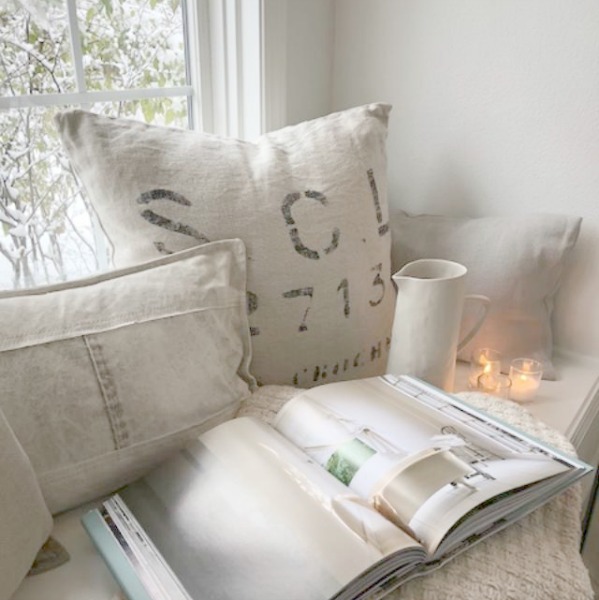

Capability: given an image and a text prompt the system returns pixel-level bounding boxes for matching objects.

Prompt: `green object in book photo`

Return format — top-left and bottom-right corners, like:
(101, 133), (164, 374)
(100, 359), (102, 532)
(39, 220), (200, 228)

(326, 438), (376, 486)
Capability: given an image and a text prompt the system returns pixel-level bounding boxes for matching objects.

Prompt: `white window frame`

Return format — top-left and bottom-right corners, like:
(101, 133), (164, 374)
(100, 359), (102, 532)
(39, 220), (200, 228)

(0, 0), (287, 287)
(0, 0), (193, 114)
(188, 0), (288, 139)
(0, 0), (288, 138)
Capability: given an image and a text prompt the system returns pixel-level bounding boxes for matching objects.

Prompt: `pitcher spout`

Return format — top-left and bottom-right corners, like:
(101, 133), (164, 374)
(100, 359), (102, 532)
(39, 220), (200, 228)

(393, 259), (468, 283)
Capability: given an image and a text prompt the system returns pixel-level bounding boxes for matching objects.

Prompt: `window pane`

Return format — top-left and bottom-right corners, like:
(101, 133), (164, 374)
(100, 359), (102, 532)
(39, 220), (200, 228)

(0, 0), (76, 97)
(91, 95), (189, 127)
(0, 106), (107, 290)
(78, 0), (187, 92)
(0, 97), (188, 290)
(0, 0), (192, 290)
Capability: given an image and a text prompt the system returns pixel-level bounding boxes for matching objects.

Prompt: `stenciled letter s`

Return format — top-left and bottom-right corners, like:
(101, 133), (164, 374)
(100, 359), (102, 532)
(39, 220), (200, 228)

(137, 189), (209, 254)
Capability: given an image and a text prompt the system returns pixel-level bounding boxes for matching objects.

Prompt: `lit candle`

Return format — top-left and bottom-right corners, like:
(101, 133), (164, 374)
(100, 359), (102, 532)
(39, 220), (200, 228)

(469, 348), (502, 389)
(509, 358), (543, 402)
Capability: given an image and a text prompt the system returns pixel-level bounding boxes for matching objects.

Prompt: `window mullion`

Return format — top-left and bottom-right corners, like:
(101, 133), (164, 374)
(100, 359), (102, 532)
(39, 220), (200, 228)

(184, 0), (211, 132)
(0, 87), (194, 111)
(225, 0), (240, 137)
(66, 0), (87, 96)
(239, 0), (262, 139)
(261, 0), (287, 133)
(204, 0), (227, 135)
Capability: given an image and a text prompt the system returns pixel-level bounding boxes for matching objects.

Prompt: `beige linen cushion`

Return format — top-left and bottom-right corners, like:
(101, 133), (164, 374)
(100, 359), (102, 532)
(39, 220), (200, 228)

(0, 240), (254, 513)
(0, 407), (52, 600)
(390, 212), (582, 379)
(55, 104), (395, 388)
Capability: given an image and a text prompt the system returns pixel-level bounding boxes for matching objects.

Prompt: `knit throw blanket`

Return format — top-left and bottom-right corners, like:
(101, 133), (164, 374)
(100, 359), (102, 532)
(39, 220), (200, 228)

(236, 386), (594, 600)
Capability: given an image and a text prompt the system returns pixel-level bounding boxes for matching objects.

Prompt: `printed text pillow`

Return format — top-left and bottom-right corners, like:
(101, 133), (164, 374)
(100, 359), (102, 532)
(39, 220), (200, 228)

(56, 104), (395, 386)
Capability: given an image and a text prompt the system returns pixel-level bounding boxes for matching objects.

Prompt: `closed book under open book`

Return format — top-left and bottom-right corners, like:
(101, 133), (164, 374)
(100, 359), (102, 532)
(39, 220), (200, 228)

(82, 375), (592, 600)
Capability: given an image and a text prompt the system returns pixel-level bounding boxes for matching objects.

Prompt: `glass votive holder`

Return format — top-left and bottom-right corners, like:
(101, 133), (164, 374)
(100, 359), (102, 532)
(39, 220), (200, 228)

(477, 372), (512, 398)
(509, 358), (543, 402)
(469, 348), (502, 389)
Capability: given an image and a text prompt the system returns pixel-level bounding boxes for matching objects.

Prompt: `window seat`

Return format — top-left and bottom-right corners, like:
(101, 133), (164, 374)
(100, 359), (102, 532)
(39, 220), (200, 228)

(12, 373), (597, 600)
(455, 349), (599, 470)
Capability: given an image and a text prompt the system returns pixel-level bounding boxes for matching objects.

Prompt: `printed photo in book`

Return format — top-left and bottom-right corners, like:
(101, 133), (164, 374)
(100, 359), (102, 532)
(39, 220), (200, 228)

(82, 375), (592, 600)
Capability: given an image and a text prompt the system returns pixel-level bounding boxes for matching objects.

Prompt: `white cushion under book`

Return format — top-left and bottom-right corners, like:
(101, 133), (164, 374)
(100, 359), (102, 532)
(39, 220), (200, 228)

(81, 375), (591, 600)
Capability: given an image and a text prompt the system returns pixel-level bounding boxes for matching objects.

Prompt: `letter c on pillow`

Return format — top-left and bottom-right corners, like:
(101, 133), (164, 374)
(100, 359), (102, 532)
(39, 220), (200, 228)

(282, 190), (340, 260)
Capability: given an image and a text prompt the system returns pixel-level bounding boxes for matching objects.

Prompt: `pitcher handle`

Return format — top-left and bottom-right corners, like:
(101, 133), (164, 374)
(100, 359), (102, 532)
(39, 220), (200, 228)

(457, 295), (491, 351)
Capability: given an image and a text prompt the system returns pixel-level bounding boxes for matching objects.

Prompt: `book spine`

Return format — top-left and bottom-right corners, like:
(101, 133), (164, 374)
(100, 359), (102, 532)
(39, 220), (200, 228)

(81, 509), (154, 600)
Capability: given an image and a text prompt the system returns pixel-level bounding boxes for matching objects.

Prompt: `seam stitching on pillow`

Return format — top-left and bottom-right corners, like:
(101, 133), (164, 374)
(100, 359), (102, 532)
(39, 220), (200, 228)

(36, 401), (240, 483)
(0, 303), (243, 350)
(83, 334), (130, 449)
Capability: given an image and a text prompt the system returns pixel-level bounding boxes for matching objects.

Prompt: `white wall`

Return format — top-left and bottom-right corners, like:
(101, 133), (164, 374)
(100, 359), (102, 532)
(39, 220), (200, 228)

(285, 0), (335, 126)
(332, 0), (599, 358)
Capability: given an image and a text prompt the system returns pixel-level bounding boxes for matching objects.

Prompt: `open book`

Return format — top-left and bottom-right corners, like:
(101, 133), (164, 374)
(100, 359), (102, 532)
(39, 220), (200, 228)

(82, 375), (592, 600)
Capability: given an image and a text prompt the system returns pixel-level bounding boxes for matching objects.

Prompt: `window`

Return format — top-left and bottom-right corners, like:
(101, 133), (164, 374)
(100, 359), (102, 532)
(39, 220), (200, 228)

(0, 0), (270, 290)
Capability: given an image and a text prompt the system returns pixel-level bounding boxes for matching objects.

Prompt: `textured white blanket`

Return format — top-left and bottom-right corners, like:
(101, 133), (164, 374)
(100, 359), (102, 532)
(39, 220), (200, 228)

(236, 386), (594, 600)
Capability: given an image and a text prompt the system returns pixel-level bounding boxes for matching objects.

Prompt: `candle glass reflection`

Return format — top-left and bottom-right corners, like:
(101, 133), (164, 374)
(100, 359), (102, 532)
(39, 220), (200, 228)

(509, 358), (543, 402)
(469, 348), (502, 389)
(477, 372), (512, 398)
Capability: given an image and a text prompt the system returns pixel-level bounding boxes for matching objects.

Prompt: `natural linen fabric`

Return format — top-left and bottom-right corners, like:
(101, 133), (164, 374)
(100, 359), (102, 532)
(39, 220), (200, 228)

(0, 241), (254, 514)
(390, 212), (582, 379)
(237, 386), (594, 600)
(0, 407), (52, 600)
(55, 104), (395, 388)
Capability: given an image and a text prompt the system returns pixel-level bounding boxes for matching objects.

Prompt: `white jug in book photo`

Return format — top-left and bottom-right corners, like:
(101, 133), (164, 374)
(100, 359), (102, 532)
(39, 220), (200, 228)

(386, 259), (490, 391)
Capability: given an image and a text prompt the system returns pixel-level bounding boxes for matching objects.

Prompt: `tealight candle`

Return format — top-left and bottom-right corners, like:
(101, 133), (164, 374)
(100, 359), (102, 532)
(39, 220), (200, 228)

(509, 358), (543, 402)
(469, 348), (502, 389)
(477, 372), (512, 398)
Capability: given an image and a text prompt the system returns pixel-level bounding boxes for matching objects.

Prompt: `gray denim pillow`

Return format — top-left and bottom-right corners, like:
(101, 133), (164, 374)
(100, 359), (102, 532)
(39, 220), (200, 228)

(390, 212), (582, 379)
(0, 407), (52, 600)
(0, 240), (254, 513)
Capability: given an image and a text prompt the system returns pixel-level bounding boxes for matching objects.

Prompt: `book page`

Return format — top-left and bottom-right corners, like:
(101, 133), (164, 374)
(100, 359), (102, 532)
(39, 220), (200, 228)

(119, 417), (425, 600)
(273, 376), (573, 555)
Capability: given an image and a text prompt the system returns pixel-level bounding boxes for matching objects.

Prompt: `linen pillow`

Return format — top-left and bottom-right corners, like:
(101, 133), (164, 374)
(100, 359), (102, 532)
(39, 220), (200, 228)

(0, 407), (52, 600)
(0, 240), (254, 513)
(390, 212), (582, 379)
(55, 104), (395, 388)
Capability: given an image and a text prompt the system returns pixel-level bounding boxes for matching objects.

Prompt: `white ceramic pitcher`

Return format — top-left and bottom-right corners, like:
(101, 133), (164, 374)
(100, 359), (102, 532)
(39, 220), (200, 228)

(386, 259), (490, 391)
